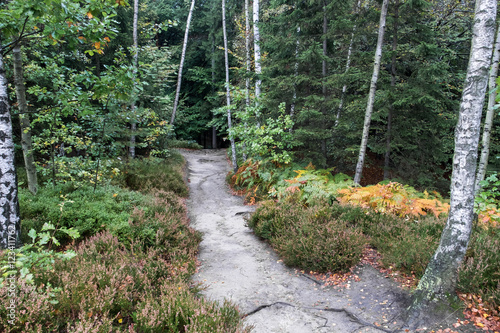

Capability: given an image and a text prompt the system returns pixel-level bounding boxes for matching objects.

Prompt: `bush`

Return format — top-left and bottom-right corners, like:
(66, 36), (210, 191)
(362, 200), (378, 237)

(249, 199), (366, 273)
(458, 230), (500, 310)
(168, 139), (203, 150)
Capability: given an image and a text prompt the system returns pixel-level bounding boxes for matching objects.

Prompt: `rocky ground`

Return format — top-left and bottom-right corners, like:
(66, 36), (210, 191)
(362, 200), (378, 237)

(182, 149), (484, 333)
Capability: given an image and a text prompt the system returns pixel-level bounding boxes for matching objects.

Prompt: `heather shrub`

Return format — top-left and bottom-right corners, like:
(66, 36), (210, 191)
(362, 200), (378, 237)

(116, 154), (188, 196)
(458, 230), (500, 310)
(249, 199), (366, 272)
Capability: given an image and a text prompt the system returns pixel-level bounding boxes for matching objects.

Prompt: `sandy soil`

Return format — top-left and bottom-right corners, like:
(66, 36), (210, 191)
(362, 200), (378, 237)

(182, 149), (476, 333)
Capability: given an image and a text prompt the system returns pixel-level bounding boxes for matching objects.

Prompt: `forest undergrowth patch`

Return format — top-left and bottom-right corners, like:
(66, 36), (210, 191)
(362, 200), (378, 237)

(0, 151), (249, 332)
(232, 159), (500, 331)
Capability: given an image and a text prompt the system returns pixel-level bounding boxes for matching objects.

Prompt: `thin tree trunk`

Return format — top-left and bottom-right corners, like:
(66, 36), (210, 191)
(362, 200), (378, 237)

(253, 0), (262, 101)
(243, 0), (251, 160)
(475, 22), (500, 192)
(222, 0), (238, 173)
(129, 0), (139, 158)
(211, 34), (218, 149)
(336, 0), (361, 127)
(13, 45), (37, 195)
(290, 26), (300, 131)
(170, 0), (196, 125)
(0, 40), (21, 249)
(405, 0), (496, 329)
(384, 0), (399, 180)
(353, 0), (389, 185)
(321, 1), (328, 160)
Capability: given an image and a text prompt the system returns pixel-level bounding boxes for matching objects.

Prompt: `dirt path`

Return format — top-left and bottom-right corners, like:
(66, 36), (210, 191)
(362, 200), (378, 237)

(182, 149), (466, 333)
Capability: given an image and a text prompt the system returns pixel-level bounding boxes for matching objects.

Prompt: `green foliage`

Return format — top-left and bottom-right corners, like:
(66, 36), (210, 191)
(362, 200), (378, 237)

(249, 199), (366, 273)
(475, 173), (500, 228)
(168, 139), (203, 150)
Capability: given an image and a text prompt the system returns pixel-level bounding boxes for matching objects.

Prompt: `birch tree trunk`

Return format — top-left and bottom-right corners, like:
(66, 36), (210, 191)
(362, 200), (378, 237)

(253, 0), (262, 101)
(243, 0), (251, 160)
(336, 0), (361, 127)
(222, 0), (238, 173)
(353, 0), (389, 184)
(129, 0), (139, 158)
(170, 0), (195, 125)
(13, 45), (37, 195)
(405, 0), (497, 328)
(475, 22), (500, 192)
(384, 0), (399, 180)
(0, 41), (21, 249)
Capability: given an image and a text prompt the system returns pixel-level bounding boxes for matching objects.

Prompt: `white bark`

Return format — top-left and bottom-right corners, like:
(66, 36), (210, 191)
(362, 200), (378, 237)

(0, 42), (21, 249)
(222, 0), (238, 173)
(405, 0), (497, 328)
(243, 0), (251, 160)
(13, 45), (37, 195)
(353, 0), (389, 185)
(253, 0), (262, 100)
(170, 0), (196, 125)
(475, 22), (500, 193)
(129, 0), (139, 158)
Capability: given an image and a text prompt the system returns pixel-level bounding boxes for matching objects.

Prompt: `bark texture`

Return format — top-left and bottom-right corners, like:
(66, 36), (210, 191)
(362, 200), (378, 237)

(222, 0), (238, 173)
(170, 0), (195, 125)
(475, 22), (500, 192)
(129, 0), (139, 158)
(405, 0), (497, 329)
(0, 42), (21, 249)
(353, 0), (389, 184)
(13, 45), (37, 195)
(253, 0), (262, 100)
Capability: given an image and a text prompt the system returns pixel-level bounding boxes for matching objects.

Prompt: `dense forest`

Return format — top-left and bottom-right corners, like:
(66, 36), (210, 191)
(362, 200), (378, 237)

(0, 0), (499, 331)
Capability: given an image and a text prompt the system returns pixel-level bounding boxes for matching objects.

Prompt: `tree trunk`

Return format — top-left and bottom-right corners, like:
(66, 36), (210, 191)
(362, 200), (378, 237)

(290, 26), (300, 131)
(253, 0), (262, 101)
(129, 0), (139, 158)
(353, 0), (389, 185)
(336, 0), (361, 127)
(211, 34), (218, 149)
(0, 41), (21, 249)
(475, 22), (500, 192)
(404, 0), (497, 329)
(243, 0), (251, 160)
(170, 0), (196, 125)
(321, 0), (328, 161)
(13, 45), (37, 195)
(222, 0), (238, 173)
(384, 0), (399, 180)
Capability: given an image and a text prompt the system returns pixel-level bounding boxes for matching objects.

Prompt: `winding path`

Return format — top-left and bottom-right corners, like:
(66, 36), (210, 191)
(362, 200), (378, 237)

(183, 149), (408, 333)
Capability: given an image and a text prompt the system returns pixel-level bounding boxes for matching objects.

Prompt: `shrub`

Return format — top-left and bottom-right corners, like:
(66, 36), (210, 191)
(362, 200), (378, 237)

(168, 139), (203, 150)
(458, 230), (500, 310)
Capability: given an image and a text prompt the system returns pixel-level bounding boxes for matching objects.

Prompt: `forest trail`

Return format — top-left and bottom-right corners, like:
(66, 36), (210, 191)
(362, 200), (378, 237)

(182, 149), (461, 333)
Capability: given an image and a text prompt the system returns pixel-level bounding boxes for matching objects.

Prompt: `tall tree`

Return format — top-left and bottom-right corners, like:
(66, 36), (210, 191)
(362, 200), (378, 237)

(0, 35), (21, 249)
(475, 22), (500, 192)
(170, 0), (196, 125)
(384, 0), (399, 180)
(13, 45), (37, 195)
(353, 0), (389, 184)
(222, 0), (237, 172)
(253, 0), (262, 101)
(129, 0), (139, 158)
(405, 0), (497, 328)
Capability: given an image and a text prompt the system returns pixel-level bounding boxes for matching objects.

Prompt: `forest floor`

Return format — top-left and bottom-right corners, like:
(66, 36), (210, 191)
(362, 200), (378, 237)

(182, 149), (482, 333)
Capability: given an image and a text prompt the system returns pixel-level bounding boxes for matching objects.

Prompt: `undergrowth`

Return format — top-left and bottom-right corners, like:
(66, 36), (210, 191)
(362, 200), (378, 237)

(1, 151), (249, 332)
(239, 159), (500, 313)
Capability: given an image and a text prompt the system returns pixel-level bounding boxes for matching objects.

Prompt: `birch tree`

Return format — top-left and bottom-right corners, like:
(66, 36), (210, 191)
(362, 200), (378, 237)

(13, 45), (37, 195)
(170, 0), (196, 125)
(129, 0), (139, 158)
(353, 0), (389, 184)
(222, 0), (238, 173)
(0, 37), (21, 249)
(405, 0), (497, 328)
(475, 22), (500, 192)
(253, 0), (262, 101)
